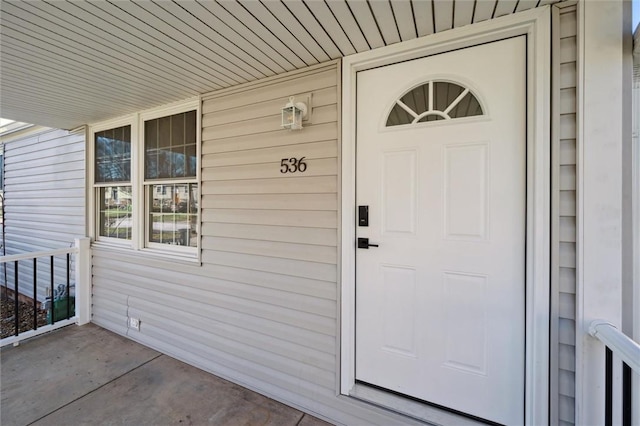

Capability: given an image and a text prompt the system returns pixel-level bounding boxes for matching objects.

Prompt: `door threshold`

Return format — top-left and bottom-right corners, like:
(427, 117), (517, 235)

(350, 383), (492, 426)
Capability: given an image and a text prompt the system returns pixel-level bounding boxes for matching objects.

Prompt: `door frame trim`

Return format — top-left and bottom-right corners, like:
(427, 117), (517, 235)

(340, 6), (551, 425)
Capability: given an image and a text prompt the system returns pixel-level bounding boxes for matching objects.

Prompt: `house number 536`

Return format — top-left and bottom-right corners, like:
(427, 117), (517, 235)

(280, 157), (307, 174)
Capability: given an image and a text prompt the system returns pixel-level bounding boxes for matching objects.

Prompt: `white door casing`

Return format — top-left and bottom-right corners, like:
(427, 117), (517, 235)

(341, 7), (551, 426)
(355, 37), (525, 425)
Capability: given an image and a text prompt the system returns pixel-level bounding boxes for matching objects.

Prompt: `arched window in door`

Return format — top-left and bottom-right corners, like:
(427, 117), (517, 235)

(386, 81), (484, 127)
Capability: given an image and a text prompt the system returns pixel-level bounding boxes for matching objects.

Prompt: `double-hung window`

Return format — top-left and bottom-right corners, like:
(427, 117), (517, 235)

(91, 99), (200, 259)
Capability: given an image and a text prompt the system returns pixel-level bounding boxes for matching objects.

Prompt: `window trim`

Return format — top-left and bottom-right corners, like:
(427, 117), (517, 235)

(88, 97), (201, 262)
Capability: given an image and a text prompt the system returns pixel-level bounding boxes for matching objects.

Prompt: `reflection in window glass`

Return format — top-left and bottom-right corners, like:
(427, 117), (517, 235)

(145, 111), (197, 180)
(95, 125), (131, 183)
(386, 104), (415, 126)
(400, 83), (429, 114)
(433, 81), (465, 112)
(98, 186), (132, 239)
(447, 91), (483, 118)
(148, 183), (198, 247)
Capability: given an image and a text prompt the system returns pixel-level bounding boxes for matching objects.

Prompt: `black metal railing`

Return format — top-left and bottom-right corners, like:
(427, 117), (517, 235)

(1, 247), (77, 340)
(590, 320), (640, 426)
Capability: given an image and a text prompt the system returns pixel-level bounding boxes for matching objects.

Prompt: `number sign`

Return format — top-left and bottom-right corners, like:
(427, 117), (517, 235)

(280, 157), (307, 174)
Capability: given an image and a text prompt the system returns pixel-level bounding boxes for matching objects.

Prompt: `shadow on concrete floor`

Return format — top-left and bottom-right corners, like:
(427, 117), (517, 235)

(1, 324), (332, 426)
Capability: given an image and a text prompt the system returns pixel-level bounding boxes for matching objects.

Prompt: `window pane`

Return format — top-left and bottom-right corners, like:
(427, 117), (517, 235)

(158, 150), (171, 179)
(148, 183), (198, 247)
(172, 149), (183, 178)
(186, 144), (197, 177)
(145, 111), (196, 180)
(400, 84), (428, 115)
(95, 125), (131, 183)
(171, 113), (184, 147)
(417, 114), (445, 123)
(448, 92), (483, 118)
(185, 110), (196, 144)
(386, 104), (415, 126)
(433, 81), (465, 112)
(158, 116), (171, 148)
(98, 186), (132, 239)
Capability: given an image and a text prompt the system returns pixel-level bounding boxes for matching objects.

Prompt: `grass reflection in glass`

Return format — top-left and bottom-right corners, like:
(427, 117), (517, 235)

(148, 183), (197, 247)
(99, 186), (132, 239)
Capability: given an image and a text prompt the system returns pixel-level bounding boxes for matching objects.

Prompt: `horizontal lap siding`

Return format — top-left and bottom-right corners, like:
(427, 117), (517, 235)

(555, 7), (577, 426)
(2, 128), (85, 302)
(92, 61), (417, 425)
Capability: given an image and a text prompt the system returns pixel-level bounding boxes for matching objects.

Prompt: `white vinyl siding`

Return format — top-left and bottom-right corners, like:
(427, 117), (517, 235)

(2, 128), (85, 301)
(552, 6), (578, 426)
(91, 61), (422, 425)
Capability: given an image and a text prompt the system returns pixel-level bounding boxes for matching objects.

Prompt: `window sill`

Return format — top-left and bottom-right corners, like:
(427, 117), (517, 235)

(90, 241), (201, 266)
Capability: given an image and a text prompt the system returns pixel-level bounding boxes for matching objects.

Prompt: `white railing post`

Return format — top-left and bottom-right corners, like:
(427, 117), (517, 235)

(588, 319), (640, 425)
(589, 320), (640, 373)
(74, 237), (91, 325)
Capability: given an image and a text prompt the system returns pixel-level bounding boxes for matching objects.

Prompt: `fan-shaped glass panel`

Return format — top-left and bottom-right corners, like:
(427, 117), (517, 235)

(386, 81), (483, 127)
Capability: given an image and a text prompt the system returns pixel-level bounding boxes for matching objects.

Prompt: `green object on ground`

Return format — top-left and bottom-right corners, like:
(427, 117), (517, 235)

(47, 297), (75, 323)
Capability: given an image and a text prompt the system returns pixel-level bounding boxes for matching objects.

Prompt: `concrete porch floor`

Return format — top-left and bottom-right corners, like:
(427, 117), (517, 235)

(1, 324), (333, 426)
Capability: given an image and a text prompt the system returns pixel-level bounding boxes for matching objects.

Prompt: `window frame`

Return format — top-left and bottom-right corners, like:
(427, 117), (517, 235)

(90, 115), (137, 248)
(89, 97), (201, 261)
(139, 101), (200, 257)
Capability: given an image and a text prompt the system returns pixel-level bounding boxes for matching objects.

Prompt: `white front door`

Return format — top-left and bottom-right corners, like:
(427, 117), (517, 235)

(355, 37), (526, 425)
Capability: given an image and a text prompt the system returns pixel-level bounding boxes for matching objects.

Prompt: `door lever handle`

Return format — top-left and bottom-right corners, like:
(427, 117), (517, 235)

(357, 237), (379, 249)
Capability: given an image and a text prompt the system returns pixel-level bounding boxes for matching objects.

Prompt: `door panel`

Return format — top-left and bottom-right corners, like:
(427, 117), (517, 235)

(355, 37), (526, 425)
(444, 143), (488, 240)
(382, 150), (417, 234)
(380, 265), (418, 356)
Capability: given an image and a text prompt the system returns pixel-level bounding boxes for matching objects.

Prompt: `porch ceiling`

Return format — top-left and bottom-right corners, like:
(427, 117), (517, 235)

(0, 0), (559, 130)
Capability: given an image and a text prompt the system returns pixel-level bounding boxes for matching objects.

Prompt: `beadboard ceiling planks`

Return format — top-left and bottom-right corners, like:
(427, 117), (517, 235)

(0, 0), (560, 130)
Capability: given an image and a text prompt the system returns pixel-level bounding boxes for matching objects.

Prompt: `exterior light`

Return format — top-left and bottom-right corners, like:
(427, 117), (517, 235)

(281, 96), (307, 130)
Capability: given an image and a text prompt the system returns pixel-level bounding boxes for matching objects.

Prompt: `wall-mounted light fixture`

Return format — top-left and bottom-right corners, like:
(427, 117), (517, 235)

(281, 96), (308, 130)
